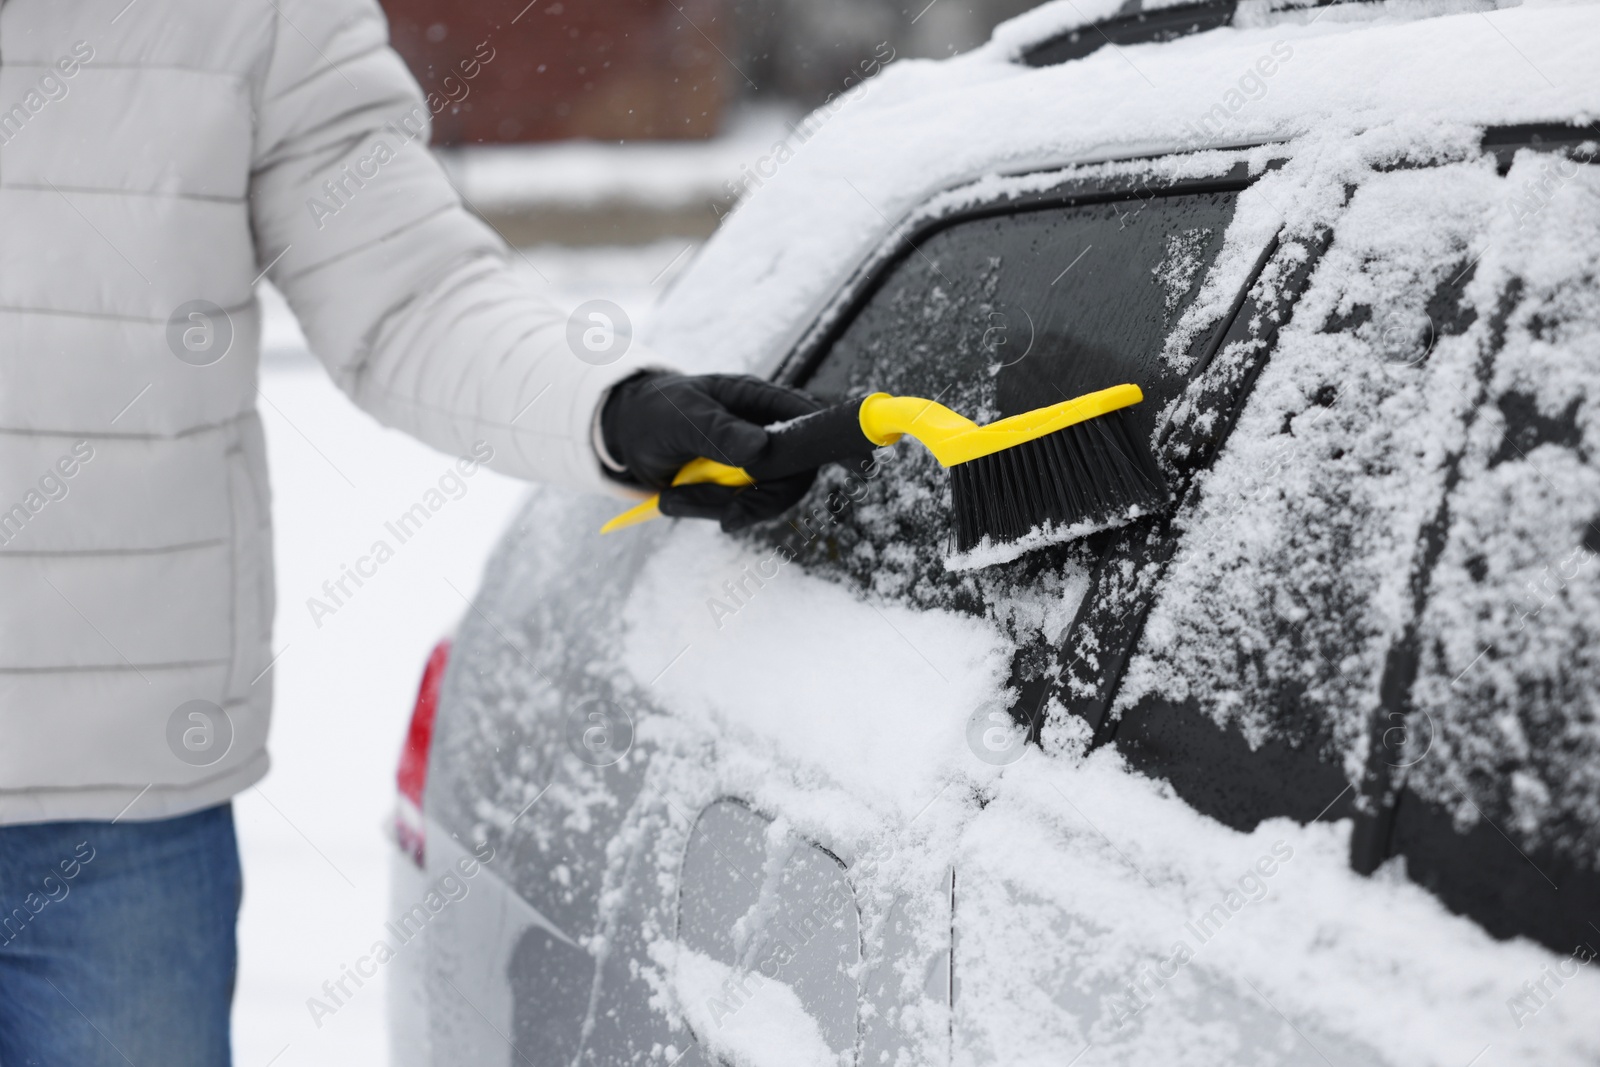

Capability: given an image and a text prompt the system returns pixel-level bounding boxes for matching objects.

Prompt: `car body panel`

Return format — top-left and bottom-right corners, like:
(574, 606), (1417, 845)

(398, 1), (1600, 1063)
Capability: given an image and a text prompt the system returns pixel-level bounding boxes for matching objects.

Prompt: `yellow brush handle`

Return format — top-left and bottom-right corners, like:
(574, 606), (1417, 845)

(597, 457), (753, 534)
(858, 383), (1142, 467)
(597, 383), (1144, 533)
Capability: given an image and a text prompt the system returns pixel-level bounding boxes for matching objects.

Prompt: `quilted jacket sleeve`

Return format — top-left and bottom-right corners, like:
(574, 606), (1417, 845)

(247, 0), (659, 494)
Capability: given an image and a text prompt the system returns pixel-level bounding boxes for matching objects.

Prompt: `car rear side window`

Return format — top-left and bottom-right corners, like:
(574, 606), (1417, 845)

(753, 183), (1254, 621)
(804, 191), (1242, 441)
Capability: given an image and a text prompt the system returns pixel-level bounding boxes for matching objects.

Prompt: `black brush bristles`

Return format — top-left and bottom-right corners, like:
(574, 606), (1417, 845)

(948, 408), (1170, 555)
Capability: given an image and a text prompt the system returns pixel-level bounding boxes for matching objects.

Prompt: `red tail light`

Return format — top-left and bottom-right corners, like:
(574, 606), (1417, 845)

(395, 638), (451, 866)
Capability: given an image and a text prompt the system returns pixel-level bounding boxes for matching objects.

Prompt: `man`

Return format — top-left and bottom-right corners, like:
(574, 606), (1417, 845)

(0, 1), (818, 1062)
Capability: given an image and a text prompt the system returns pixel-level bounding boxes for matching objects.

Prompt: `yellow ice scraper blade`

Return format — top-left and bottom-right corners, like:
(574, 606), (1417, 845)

(597, 457), (754, 534)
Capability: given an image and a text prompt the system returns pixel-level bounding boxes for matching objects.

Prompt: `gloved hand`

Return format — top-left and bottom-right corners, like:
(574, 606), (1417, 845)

(600, 372), (824, 531)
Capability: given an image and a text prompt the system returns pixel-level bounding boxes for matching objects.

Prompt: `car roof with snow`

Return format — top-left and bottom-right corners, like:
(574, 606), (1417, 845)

(650, 0), (1599, 375)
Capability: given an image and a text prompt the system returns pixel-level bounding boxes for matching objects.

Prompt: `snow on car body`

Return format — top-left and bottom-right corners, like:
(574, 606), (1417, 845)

(388, 1), (1600, 1064)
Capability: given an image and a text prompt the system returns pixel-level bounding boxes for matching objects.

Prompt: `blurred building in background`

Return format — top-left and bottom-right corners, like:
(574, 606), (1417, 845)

(731, 0), (1042, 109)
(377, 0), (1044, 243)
(380, 0), (730, 144)
(381, 0), (1043, 145)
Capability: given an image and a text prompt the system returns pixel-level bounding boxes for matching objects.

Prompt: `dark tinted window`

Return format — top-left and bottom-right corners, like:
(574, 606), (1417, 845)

(748, 189), (1245, 621)
(805, 192), (1240, 436)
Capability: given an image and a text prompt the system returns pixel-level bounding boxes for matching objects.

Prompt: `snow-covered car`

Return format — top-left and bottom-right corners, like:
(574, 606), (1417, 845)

(386, 1), (1600, 1063)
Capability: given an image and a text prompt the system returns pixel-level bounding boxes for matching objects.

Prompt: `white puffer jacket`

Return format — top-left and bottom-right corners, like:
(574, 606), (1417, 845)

(0, 0), (653, 825)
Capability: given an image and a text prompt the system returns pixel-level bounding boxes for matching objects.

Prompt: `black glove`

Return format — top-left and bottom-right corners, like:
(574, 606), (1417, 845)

(600, 372), (824, 531)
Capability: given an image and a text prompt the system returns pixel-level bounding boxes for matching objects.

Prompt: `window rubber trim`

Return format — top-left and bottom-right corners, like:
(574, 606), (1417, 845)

(1020, 0), (1238, 68)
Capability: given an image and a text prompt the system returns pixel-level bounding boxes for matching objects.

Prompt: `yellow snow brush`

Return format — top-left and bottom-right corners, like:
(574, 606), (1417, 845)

(599, 383), (1170, 553)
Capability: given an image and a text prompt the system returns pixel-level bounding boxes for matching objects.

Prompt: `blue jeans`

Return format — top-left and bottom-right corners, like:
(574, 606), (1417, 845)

(0, 804), (240, 1066)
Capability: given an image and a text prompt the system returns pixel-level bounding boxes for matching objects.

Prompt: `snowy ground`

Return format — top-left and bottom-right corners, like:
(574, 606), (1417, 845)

(233, 241), (692, 1067)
